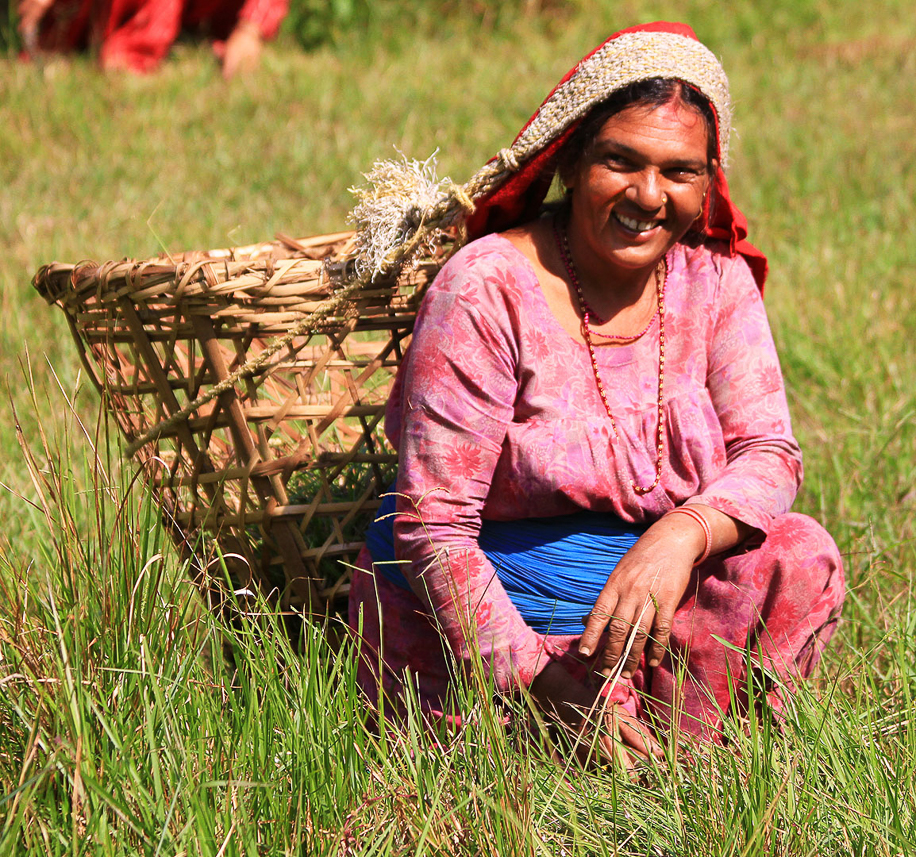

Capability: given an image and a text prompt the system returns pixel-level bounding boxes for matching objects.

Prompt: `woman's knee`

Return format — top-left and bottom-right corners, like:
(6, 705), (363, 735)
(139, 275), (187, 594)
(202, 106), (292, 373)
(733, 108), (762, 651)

(763, 512), (845, 608)
(769, 512), (840, 557)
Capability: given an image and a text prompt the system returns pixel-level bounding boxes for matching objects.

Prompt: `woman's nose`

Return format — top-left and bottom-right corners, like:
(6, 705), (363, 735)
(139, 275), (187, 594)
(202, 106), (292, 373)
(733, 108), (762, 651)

(625, 171), (665, 209)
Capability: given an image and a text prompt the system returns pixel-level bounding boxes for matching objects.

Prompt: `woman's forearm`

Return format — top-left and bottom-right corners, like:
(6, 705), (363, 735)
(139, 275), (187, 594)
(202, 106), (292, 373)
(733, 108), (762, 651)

(663, 502), (755, 562)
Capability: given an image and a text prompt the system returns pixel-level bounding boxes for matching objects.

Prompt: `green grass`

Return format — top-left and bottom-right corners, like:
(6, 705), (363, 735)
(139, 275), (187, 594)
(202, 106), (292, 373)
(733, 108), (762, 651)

(1, 0), (915, 853)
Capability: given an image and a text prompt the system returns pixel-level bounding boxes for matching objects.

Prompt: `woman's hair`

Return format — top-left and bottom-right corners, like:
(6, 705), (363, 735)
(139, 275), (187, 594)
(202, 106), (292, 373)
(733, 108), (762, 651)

(556, 78), (719, 182)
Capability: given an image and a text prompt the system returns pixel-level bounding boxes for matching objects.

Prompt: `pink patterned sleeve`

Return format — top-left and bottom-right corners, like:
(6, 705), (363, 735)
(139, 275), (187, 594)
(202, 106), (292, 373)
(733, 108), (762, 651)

(389, 250), (553, 690)
(688, 254), (803, 532)
(238, 0), (288, 39)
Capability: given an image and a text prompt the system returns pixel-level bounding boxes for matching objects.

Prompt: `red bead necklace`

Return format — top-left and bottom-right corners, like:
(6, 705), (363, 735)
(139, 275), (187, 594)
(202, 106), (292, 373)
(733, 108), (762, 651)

(573, 281), (659, 343)
(587, 306), (659, 342)
(553, 215), (667, 495)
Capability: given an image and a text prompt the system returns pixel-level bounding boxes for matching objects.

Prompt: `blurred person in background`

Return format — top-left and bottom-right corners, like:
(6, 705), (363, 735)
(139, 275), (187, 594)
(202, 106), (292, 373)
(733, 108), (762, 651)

(17, 0), (288, 77)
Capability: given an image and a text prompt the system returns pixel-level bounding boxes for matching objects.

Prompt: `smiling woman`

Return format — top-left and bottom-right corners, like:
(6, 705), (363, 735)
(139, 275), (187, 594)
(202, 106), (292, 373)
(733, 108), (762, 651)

(349, 22), (846, 769)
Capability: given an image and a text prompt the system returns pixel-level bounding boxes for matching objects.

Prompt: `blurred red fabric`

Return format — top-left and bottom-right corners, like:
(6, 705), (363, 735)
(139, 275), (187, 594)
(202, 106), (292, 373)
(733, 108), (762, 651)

(29, 0), (288, 72)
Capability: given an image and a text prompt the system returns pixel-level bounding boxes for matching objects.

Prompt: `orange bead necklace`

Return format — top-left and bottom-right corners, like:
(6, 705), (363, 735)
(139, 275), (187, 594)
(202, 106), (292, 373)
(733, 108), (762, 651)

(553, 215), (667, 495)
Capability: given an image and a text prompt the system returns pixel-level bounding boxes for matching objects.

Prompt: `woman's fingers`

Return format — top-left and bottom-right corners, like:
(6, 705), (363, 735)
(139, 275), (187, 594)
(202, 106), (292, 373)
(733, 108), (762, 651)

(615, 709), (663, 759)
(578, 591), (618, 657)
(582, 592), (657, 677)
(597, 733), (634, 772)
(220, 20), (262, 79)
(598, 597), (655, 678)
(645, 605), (674, 668)
(588, 704), (662, 773)
(580, 555), (688, 673)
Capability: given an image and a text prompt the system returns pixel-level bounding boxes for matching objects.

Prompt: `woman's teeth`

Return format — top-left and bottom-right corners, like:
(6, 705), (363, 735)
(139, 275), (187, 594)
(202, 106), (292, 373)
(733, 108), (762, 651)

(616, 213), (658, 233)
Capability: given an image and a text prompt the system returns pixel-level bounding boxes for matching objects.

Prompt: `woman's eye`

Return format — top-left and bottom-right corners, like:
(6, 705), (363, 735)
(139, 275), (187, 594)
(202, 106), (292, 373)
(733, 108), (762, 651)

(666, 169), (699, 183)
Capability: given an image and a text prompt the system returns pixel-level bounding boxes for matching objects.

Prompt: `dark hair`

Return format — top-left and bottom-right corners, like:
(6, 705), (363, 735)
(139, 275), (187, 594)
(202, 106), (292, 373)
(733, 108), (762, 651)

(556, 78), (719, 182)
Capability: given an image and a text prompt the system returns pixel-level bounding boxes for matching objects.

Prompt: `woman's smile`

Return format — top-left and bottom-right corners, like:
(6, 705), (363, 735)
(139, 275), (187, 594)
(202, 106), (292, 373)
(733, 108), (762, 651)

(614, 212), (662, 233)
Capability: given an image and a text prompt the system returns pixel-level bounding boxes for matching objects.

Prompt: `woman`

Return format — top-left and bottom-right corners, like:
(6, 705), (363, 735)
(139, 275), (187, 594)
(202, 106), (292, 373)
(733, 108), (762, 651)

(349, 22), (845, 763)
(17, 0), (287, 76)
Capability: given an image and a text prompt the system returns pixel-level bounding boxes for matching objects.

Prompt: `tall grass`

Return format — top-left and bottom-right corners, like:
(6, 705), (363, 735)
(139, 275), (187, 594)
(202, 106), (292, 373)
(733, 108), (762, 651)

(2, 389), (913, 853)
(1, 0), (915, 853)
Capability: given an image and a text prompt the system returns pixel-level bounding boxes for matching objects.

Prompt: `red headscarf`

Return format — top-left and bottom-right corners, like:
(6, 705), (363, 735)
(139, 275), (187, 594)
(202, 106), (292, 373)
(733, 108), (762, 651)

(464, 22), (768, 290)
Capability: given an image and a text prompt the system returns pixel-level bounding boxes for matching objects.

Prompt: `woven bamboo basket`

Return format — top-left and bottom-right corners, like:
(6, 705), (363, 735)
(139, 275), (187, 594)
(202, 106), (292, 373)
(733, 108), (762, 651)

(33, 231), (447, 621)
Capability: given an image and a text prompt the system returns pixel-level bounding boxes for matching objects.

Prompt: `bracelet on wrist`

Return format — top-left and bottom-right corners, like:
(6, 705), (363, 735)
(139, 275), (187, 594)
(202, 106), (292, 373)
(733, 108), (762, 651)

(665, 505), (712, 566)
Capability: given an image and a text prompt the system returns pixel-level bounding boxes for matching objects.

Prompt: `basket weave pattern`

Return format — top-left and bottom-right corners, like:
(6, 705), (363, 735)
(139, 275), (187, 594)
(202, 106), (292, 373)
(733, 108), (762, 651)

(34, 232), (443, 615)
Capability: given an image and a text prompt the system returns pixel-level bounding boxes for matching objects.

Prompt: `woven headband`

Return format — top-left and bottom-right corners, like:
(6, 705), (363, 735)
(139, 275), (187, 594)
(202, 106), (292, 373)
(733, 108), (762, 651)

(503, 30), (731, 169)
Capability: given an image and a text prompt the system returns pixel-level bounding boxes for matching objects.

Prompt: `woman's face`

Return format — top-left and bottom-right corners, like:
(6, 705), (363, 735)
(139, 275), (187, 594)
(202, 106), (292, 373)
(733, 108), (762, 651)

(564, 99), (715, 284)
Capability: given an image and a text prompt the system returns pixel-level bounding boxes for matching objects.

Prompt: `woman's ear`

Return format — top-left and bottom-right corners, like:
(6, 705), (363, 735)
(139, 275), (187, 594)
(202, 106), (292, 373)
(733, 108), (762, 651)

(701, 158), (719, 207)
(707, 158), (720, 185)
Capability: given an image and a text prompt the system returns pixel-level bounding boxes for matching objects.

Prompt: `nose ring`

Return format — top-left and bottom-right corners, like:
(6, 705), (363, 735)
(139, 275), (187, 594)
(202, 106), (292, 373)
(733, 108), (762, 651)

(661, 193), (668, 205)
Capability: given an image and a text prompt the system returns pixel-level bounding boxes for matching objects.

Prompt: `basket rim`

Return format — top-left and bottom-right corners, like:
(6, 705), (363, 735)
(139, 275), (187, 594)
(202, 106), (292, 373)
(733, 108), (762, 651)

(32, 231), (359, 306)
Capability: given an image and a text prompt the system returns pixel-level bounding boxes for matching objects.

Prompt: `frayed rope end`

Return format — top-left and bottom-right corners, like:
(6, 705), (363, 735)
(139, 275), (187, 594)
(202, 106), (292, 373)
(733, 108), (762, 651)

(348, 152), (457, 281)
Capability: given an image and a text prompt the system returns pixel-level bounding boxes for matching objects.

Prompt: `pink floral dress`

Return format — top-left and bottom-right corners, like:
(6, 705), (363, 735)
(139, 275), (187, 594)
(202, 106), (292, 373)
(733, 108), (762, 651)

(348, 233), (844, 740)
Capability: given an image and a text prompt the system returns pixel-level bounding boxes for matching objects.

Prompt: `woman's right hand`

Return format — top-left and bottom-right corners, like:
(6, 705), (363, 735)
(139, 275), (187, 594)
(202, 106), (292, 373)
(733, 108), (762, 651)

(529, 661), (661, 771)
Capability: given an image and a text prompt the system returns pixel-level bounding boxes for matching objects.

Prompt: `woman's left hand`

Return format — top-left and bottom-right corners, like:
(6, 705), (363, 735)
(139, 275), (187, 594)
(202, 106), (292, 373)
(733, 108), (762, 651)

(578, 514), (706, 678)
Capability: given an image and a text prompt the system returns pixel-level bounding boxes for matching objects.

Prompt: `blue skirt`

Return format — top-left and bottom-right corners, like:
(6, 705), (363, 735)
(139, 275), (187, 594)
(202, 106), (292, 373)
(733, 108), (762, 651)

(364, 490), (647, 635)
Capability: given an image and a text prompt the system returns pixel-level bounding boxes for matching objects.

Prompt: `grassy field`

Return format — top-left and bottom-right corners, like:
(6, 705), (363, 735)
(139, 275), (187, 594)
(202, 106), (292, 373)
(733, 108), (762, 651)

(1, 1), (915, 854)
